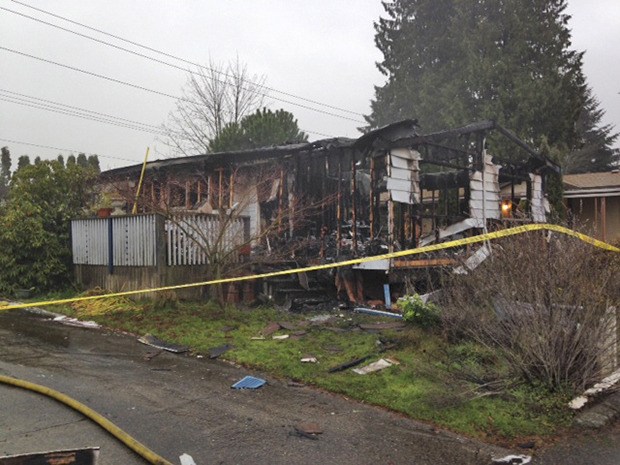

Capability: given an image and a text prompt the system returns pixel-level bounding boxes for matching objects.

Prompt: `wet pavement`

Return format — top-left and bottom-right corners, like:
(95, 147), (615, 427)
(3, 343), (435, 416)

(0, 309), (618, 464)
(535, 423), (620, 465)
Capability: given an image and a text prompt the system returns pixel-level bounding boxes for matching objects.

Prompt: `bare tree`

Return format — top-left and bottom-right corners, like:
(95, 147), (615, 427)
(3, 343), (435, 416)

(162, 57), (267, 156)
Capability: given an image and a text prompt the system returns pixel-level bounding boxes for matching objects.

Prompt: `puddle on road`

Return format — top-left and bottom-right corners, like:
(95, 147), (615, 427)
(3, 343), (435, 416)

(0, 310), (70, 348)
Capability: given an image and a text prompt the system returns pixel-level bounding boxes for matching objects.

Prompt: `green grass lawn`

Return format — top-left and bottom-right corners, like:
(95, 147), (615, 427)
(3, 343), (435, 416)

(49, 296), (573, 442)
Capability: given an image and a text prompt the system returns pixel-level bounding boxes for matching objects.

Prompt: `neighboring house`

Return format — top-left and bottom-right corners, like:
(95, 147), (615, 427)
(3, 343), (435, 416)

(73, 120), (559, 301)
(564, 171), (620, 244)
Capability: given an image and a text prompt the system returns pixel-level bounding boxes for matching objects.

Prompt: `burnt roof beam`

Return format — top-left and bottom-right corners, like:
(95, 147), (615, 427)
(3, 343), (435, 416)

(493, 124), (560, 174)
(382, 120), (560, 174)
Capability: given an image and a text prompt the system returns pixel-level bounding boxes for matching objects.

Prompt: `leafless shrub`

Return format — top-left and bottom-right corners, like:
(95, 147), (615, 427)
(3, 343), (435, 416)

(439, 232), (619, 391)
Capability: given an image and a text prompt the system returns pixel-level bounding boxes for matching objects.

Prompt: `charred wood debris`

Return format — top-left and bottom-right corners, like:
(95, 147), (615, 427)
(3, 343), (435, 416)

(101, 120), (559, 310)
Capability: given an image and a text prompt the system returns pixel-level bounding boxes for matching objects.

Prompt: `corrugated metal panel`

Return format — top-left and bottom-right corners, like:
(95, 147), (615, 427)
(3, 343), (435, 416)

(71, 218), (109, 265)
(387, 148), (420, 204)
(71, 215), (156, 266)
(469, 153), (501, 220)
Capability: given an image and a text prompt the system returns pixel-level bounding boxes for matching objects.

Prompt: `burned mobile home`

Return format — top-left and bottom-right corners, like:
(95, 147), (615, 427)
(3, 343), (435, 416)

(73, 120), (559, 302)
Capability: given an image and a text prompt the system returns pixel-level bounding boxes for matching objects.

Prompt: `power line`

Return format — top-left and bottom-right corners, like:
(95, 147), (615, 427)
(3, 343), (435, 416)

(0, 88), (165, 133)
(0, 46), (192, 102)
(0, 48), (336, 138)
(0, 88), (333, 139)
(0, 137), (139, 164)
(7, 0), (365, 118)
(2, 5), (365, 124)
(0, 96), (169, 136)
(0, 46), (358, 130)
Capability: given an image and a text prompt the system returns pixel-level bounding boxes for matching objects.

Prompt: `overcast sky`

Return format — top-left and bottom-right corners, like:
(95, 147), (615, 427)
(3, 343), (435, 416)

(1, 0), (618, 171)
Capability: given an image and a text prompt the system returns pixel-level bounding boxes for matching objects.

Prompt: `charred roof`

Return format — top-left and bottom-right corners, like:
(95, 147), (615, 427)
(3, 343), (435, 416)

(101, 119), (559, 179)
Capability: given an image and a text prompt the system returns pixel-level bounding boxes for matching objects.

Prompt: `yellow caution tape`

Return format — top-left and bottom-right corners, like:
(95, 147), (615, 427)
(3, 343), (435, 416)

(0, 374), (173, 465)
(0, 224), (617, 312)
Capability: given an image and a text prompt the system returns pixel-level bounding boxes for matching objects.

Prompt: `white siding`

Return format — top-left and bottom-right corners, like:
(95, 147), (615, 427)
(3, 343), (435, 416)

(530, 174), (547, 222)
(387, 148), (421, 204)
(469, 153), (501, 221)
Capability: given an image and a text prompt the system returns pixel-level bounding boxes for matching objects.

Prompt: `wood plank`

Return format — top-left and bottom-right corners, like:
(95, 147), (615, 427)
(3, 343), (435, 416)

(393, 258), (458, 268)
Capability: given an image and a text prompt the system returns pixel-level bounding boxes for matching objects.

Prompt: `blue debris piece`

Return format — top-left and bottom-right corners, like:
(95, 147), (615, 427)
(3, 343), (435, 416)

(232, 376), (266, 390)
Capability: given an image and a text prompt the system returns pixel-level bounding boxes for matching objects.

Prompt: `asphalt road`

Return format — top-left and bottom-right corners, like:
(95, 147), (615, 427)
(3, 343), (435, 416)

(0, 309), (617, 465)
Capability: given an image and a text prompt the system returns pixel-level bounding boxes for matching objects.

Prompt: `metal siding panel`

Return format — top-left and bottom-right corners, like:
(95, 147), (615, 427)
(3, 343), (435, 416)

(129, 217), (136, 266)
(387, 178), (413, 193)
(71, 221), (81, 264)
(99, 219), (108, 265)
(126, 218), (131, 266)
(145, 216), (152, 266)
(136, 217), (142, 266)
(113, 218), (122, 266)
(390, 155), (411, 169)
(390, 167), (413, 181)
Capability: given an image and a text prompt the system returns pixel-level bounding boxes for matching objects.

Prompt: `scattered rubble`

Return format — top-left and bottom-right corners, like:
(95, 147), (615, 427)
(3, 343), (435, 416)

(353, 308), (403, 319)
(491, 454), (531, 464)
(231, 376), (266, 390)
(0, 448), (101, 465)
(52, 315), (100, 329)
(358, 322), (406, 331)
(352, 358), (399, 375)
(278, 321), (299, 330)
(293, 422), (323, 440)
(309, 314), (334, 324)
(287, 380), (305, 388)
(260, 322), (281, 337)
(290, 331), (307, 340)
(137, 334), (189, 353)
(208, 344), (233, 359)
(179, 453), (197, 465)
(328, 356), (372, 374)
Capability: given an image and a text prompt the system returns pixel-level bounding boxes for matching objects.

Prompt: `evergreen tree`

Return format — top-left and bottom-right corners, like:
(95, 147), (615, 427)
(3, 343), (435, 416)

(17, 155), (30, 171)
(1, 147), (11, 180)
(76, 153), (89, 168)
(562, 88), (619, 173)
(0, 147), (11, 200)
(87, 155), (101, 173)
(66, 154), (76, 166)
(57, 154), (65, 167)
(368, 0), (597, 159)
(208, 108), (308, 152)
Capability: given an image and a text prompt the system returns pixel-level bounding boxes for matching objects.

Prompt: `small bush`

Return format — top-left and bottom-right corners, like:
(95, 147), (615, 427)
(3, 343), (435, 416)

(399, 294), (441, 329)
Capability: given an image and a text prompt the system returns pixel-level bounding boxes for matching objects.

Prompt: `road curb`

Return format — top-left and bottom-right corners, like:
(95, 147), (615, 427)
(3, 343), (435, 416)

(575, 390), (620, 428)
